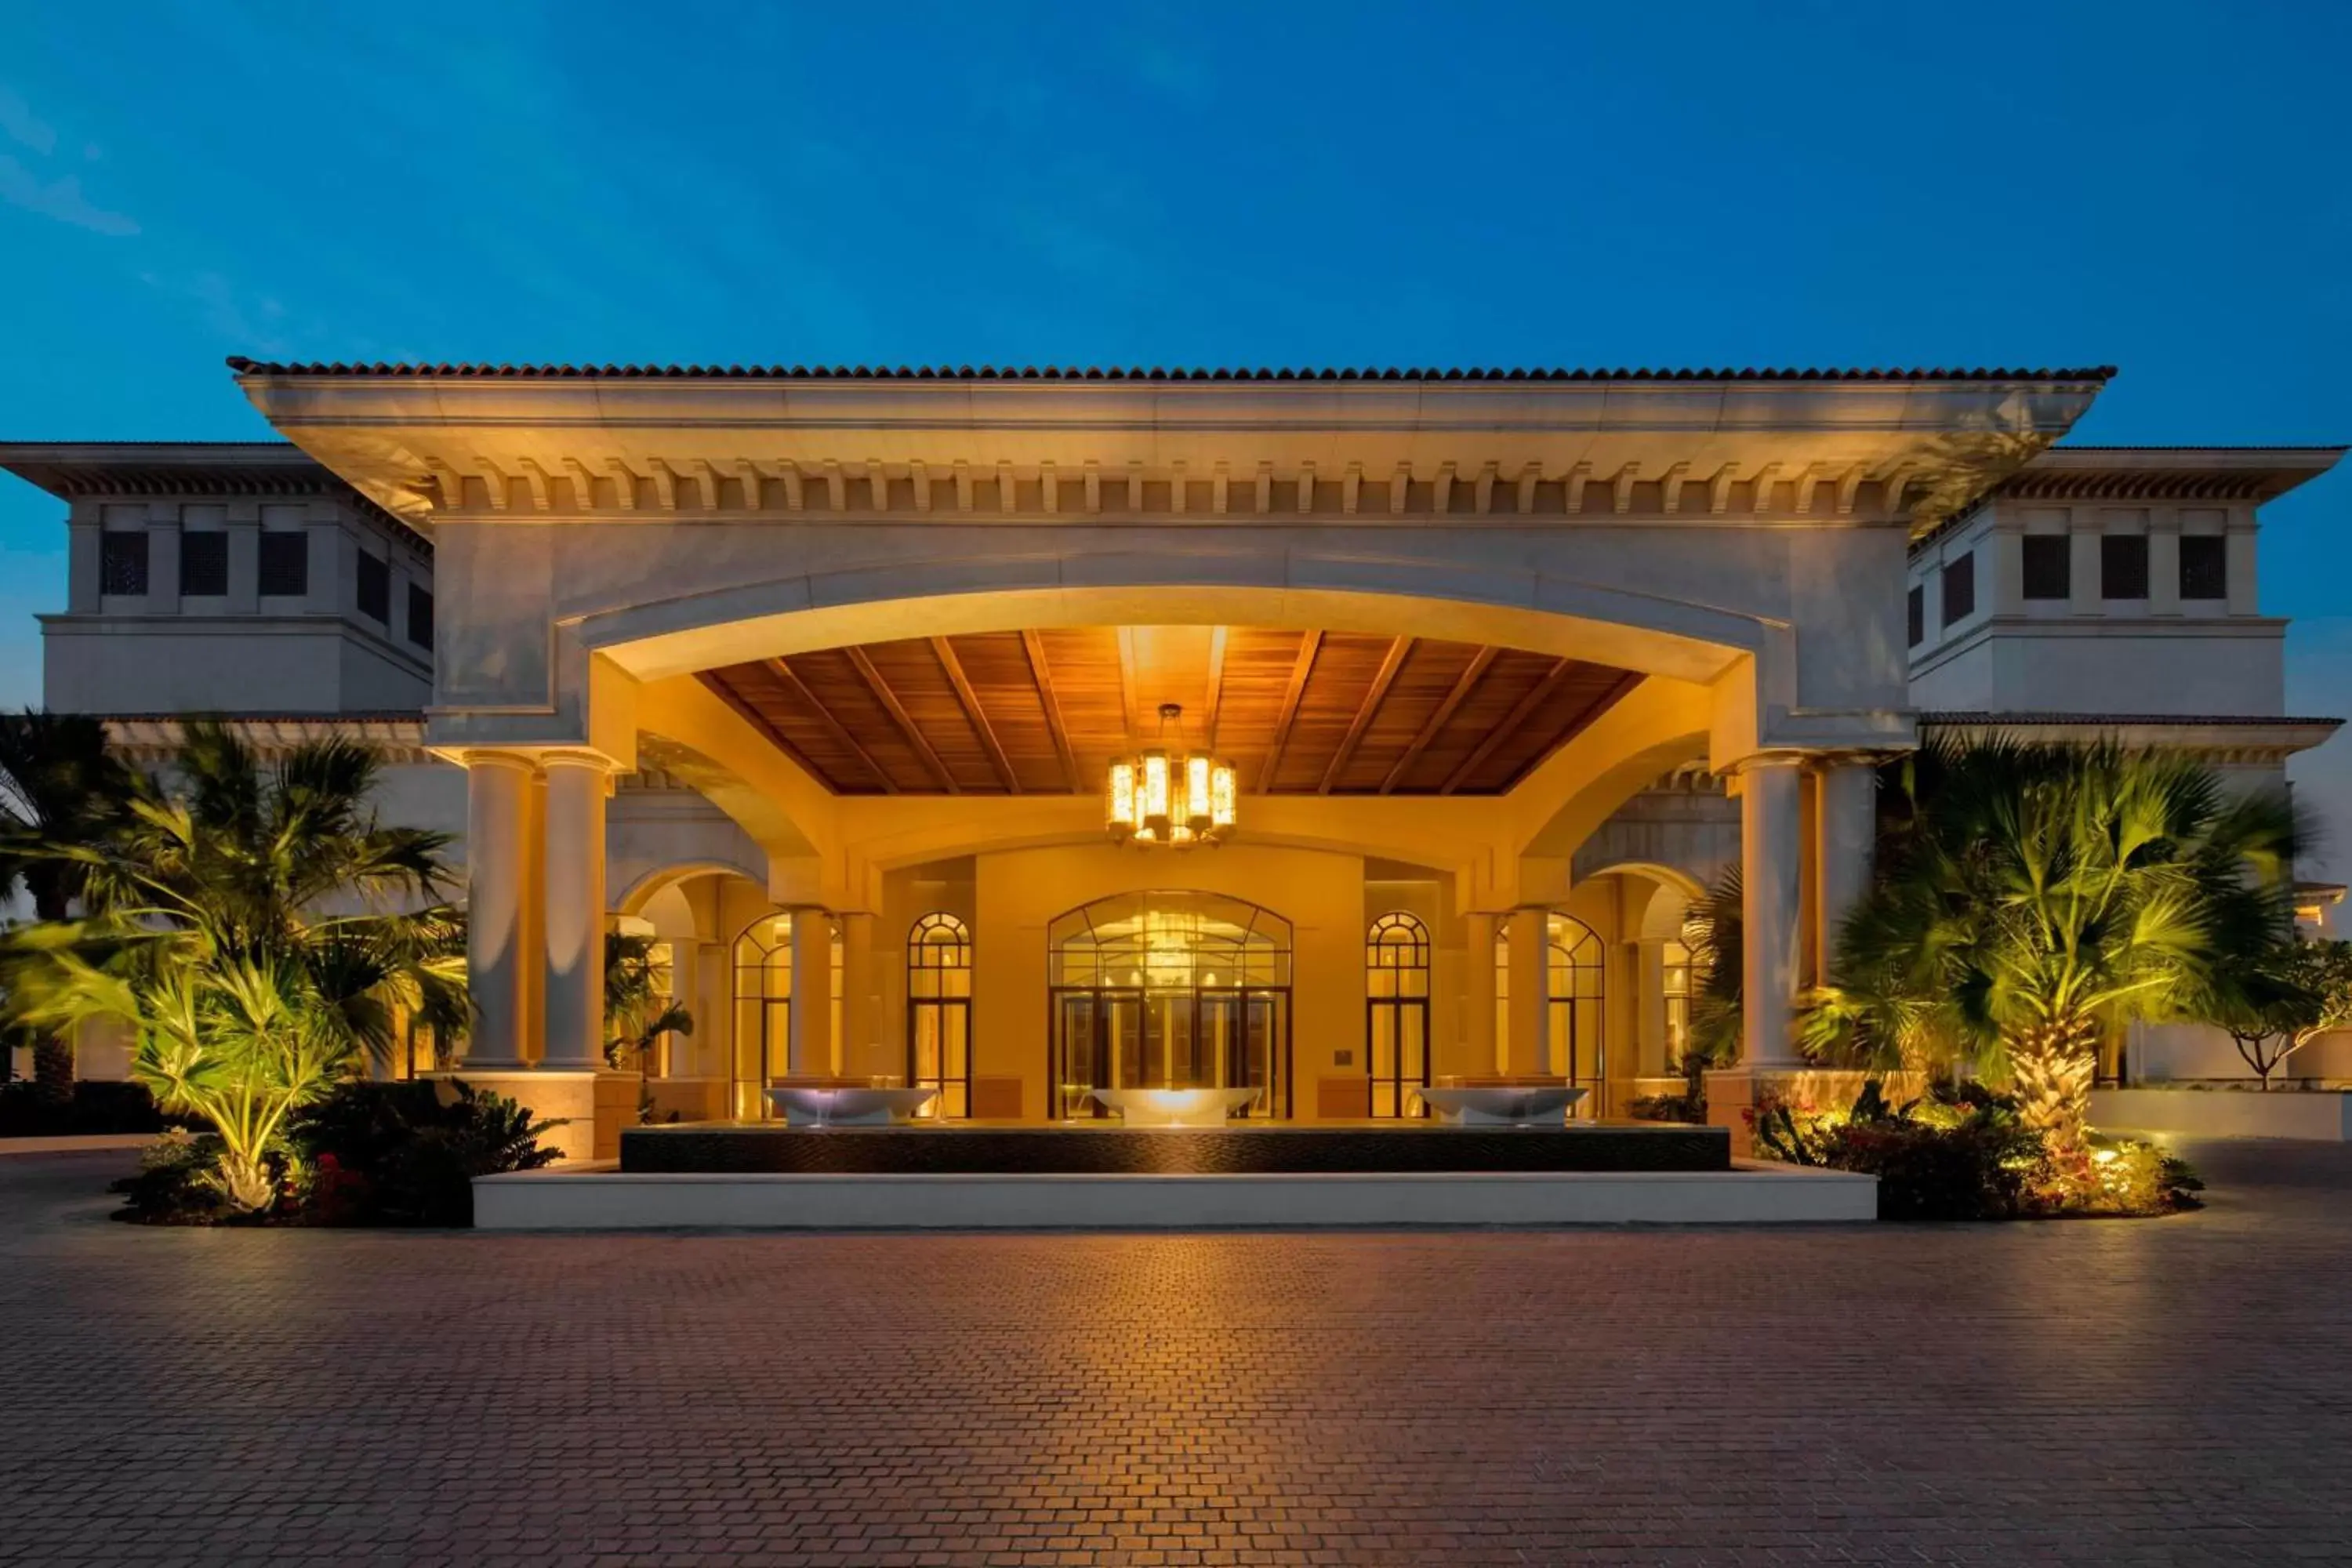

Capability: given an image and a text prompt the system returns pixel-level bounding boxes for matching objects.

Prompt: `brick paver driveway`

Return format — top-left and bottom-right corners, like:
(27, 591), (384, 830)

(4, 1142), (2350, 1566)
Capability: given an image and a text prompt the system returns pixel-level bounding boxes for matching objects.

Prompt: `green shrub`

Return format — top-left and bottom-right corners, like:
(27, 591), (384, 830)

(1752, 1080), (2196, 1221)
(291, 1079), (563, 1226)
(1628, 1091), (1705, 1124)
(109, 1127), (230, 1222)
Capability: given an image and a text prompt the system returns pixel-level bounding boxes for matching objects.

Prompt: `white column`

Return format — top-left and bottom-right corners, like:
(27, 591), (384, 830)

(789, 909), (835, 1077)
(463, 752), (535, 1069)
(1740, 757), (1804, 1069)
(1635, 938), (1668, 1076)
(1505, 907), (1550, 1076)
(662, 936), (700, 1079)
(838, 912), (877, 1080)
(1462, 913), (1499, 1077)
(1814, 760), (1878, 985)
(539, 753), (610, 1069)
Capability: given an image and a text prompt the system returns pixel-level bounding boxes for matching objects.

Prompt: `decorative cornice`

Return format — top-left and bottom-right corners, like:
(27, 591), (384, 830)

(227, 365), (2109, 534)
(100, 712), (434, 764)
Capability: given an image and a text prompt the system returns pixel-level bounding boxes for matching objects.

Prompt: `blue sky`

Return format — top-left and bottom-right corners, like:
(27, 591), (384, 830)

(1, 1), (2347, 854)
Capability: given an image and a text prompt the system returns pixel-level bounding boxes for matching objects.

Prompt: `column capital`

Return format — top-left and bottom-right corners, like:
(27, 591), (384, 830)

(456, 747), (540, 775)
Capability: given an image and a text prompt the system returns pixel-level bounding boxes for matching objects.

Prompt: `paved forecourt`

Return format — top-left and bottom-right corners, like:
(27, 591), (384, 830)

(6, 1140), (2352, 1564)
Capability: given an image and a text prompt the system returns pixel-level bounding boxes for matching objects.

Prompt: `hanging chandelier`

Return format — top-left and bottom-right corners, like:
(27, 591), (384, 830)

(1105, 703), (1236, 849)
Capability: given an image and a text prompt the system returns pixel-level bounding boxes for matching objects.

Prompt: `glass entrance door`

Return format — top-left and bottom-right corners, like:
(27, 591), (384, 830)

(1051, 985), (1290, 1118)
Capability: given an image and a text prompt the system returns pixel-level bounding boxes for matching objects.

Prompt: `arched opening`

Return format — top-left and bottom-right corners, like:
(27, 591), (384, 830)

(906, 912), (972, 1118)
(1494, 913), (1608, 1112)
(730, 911), (842, 1120)
(1046, 891), (1293, 1120)
(1366, 913), (1432, 1119)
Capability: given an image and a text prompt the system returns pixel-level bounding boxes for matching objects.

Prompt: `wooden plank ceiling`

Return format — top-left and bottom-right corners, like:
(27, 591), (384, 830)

(699, 627), (1641, 797)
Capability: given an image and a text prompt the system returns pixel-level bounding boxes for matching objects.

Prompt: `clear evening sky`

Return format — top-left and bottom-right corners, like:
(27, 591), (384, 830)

(2, 2), (2347, 862)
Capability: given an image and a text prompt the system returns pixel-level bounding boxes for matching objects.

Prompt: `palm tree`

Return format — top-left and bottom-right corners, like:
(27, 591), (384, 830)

(1805, 738), (2297, 1166)
(605, 930), (694, 1117)
(2, 721), (466, 1210)
(0, 712), (136, 1104)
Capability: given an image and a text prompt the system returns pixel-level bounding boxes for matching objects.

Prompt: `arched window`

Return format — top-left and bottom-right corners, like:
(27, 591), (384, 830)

(1491, 912), (1608, 1112)
(1047, 891), (1294, 1120)
(1366, 913), (1432, 1118)
(1548, 914), (1606, 1105)
(730, 912), (841, 1120)
(907, 913), (972, 1118)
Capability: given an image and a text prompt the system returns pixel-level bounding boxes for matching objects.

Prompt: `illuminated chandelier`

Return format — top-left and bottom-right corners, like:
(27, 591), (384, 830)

(1105, 703), (1236, 849)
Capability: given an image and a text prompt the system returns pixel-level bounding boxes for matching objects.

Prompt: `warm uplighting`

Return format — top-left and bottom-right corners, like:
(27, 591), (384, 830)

(1105, 702), (1235, 849)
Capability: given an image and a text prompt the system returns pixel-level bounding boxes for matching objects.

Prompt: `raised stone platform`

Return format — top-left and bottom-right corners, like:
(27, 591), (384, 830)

(619, 1119), (1730, 1175)
(474, 1163), (1876, 1229)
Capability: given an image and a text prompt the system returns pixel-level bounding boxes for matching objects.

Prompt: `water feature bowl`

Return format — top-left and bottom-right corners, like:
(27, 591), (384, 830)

(1087, 1087), (1262, 1127)
(766, 1086), (939, 1127)
(1414, 1085), (1588, 1127)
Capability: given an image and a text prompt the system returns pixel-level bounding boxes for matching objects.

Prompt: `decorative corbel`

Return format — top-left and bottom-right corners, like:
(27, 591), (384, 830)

(1563, 460), (1592, 514)
(1658, 461), (1690, 515)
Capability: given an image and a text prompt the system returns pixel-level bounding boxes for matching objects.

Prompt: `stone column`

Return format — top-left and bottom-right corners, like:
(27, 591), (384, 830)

(1740, 757), (1804, 1069)
(662, 935), (700, 1080)
(462, 752), (535, 1069)
(1813, 760), (1878, 986)
(1505, 907), (1550, 1076)
(1635, 938), (1668, 1076)
(789, 909), (835, 1077)
(1462, 912), (1499, 1076)
(539, 753), (611, 1069)
(837, 912), (877, 1080)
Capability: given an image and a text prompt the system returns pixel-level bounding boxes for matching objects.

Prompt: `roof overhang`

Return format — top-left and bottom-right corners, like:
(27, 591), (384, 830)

(1917, 710), (2342, 764)
(0, 441), (432, 553)
(225, 361), (2112, 531)
(2000, 445), (2345, 503)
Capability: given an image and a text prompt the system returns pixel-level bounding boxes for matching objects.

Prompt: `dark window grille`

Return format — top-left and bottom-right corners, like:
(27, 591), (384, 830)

(1906, 585), (1924, 648)
(99, 532), (149, 596)
(356, 551), (389, 623)
(258, 531), (308, 597)
(180, 532), (228, 596)
(407, 584), (434, 649)
(2180, 535), (2228, 601)
(1940, 550), (1976, 626)
(2022, 535), (2071, 601)
(2102, 535), (2149, 600)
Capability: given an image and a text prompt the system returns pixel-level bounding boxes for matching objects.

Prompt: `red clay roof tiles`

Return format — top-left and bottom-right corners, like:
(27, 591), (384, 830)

(225, 358), (2118, 383)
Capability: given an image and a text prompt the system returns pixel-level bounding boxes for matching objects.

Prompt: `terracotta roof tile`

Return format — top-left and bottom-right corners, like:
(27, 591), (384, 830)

(224, 358), (2118, 384)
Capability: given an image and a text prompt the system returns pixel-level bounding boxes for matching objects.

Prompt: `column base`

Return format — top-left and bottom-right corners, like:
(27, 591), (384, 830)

(437, 1068), (639, 1164)
(1704, 1067), (1933, 1156)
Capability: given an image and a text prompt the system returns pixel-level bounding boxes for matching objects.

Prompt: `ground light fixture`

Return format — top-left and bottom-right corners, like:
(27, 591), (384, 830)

(1105, 702), (1236, 848)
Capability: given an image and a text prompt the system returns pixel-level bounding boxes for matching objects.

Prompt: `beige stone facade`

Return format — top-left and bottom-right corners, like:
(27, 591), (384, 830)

(5, 363), (2342, 1136)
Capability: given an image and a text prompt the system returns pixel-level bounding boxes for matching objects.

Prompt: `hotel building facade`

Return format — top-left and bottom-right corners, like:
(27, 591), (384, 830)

(2, 362), (2340, 1158)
